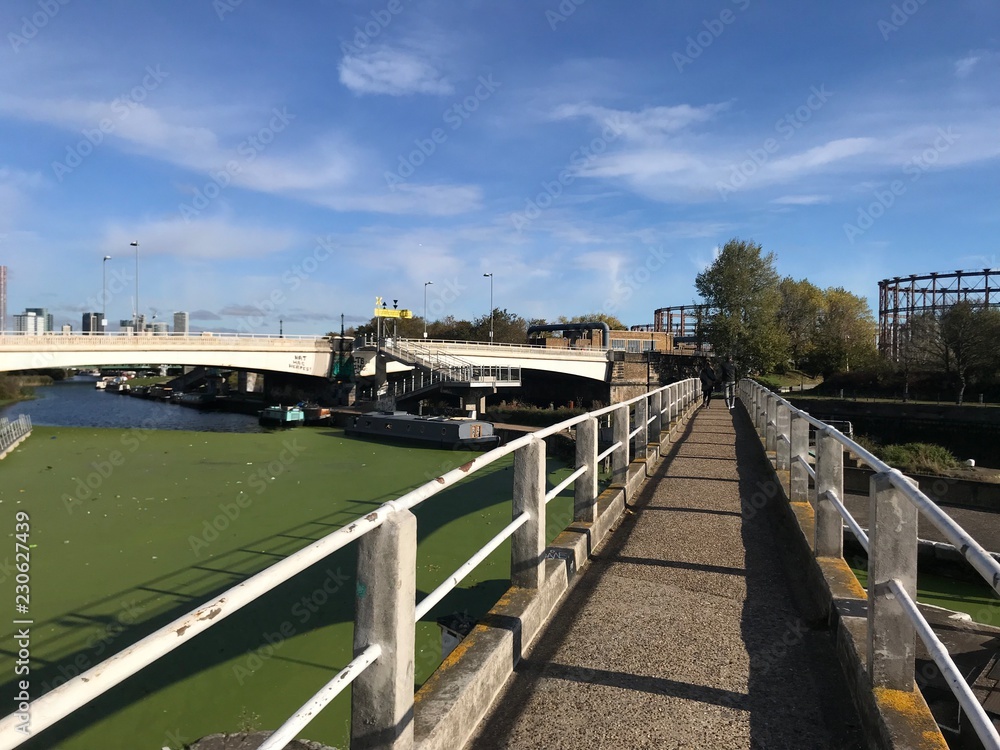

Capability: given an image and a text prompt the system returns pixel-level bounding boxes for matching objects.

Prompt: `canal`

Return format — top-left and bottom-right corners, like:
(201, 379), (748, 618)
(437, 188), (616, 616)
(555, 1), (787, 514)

(0, 379), (577, 749)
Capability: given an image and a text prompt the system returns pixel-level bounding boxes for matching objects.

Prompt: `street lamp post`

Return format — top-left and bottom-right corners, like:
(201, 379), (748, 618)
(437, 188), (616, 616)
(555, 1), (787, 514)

(483, 273), (493, 343)
(102, 255), (111, 334)
(130, 241), (139, 334)
(423, 281), (433, 338)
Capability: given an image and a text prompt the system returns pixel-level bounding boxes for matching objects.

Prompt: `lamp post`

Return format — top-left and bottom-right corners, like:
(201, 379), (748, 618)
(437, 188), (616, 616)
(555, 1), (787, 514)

(483, 272), (493, 343)
(102, 255), (111, 335)
(423, 281), (433, 339)
(130, 241), (139, 334)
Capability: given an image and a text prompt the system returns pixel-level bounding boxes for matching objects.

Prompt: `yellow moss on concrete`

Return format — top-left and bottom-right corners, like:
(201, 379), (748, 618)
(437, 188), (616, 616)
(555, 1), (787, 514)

(873, 687), (948, 749)
(820, 556), (868, 600)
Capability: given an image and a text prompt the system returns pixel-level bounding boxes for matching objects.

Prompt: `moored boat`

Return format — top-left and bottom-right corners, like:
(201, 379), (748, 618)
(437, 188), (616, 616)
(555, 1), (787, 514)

(259, 405), (306, 428)
(345, 412), (500, 450)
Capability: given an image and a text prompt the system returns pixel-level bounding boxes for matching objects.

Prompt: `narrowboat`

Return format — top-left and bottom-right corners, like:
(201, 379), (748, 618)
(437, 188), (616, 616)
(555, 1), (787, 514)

(345, 412), (500, 450)
(303, 404), (332, 425)
(259, 405), (306, 428)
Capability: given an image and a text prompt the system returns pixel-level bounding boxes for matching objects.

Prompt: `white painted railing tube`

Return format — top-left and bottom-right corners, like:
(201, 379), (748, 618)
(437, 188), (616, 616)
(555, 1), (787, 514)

(351, 508), (417, 750)
(260, 644), (381, 750)
(815, 429), (844, 558)
(574, 418), (599, 523)
(790, 414), (810, 503)
(824, 489), (869, 554)
(612, 404), (630, 488)
(888, 580), (1000, 749)
(867, 471), (918, 692)
(511, 439), (546, 589)
(635, 398), (648, 460)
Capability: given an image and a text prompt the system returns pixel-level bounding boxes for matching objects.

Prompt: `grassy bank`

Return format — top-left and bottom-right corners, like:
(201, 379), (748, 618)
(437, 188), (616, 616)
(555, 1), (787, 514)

(851, 566), (1000, 624)
(0, 426), (577, 749)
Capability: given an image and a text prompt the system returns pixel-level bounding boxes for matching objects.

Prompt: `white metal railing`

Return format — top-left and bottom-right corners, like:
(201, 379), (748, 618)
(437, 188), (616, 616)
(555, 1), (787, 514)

(369, 337), (609, 360)
(0, 414), (31, 454)
(741, 378), (1000, 748)
(0, 380), (698, 750)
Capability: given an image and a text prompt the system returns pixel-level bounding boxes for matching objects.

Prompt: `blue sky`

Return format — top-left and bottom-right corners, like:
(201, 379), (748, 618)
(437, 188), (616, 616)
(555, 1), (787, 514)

(0, 0), (997, 334)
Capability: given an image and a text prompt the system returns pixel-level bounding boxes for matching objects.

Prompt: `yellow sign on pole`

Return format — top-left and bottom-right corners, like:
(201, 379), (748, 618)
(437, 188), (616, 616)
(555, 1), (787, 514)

(374, 297), (413, 319)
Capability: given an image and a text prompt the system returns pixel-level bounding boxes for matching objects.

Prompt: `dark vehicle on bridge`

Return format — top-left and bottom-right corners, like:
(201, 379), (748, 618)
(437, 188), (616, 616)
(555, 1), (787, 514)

(346, 412), (500, 450)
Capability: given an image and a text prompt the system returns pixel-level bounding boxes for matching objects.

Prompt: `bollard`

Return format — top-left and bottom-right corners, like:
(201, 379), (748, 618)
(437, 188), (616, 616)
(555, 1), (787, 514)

(867, 471), (917, 691)
(814, 429), (844, 557)
(351, 509), (417, 750)
(612, 403), (630, 488)
(789, 414), (810, 503)
(512, 438), (546, 589)
(574, 418), (598, 524)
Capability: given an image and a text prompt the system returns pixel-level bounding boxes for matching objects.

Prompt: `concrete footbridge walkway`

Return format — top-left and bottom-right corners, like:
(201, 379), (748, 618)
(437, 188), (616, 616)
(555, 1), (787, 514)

(466, 403), (863, 749)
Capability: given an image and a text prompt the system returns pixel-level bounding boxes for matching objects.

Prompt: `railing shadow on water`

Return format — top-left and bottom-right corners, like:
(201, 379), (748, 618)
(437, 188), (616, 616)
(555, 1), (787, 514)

(0, 462), (520, 750)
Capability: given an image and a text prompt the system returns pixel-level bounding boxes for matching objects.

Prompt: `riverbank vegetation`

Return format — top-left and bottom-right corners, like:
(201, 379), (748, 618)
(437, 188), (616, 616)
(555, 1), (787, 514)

(0, 374), (49, 405)
(854, 436), (960, 475)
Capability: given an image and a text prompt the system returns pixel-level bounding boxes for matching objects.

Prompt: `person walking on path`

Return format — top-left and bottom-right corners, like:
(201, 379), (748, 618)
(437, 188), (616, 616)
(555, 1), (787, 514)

(699, 359), (717, 408)
(721, 355), (737, 410)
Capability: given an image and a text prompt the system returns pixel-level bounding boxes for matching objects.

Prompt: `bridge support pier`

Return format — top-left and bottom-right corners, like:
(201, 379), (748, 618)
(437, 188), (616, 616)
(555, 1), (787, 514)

(352, 509), (417, 750)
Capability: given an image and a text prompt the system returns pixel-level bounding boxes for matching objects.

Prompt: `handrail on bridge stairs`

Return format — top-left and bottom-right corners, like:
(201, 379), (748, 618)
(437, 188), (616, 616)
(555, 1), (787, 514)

(0, 380), (701, 750)
(742, 378), (1000, 749)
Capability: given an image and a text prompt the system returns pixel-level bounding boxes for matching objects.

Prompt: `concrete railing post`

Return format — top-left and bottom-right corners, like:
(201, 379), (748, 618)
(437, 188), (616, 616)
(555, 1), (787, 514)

(668, 383), (676, 426)
(867, 471), (917, 691)
(612, 403), (630, 488)
(351, 509), (417, 750)
(574, 417), (598, 524)
(765, 394), (777, 453)
(789, 414), (810, 503)
(814, 429), (844, 557)
(651, 390), (663, 440)
(635, 398), (648, 459)
(776, 403), (791, 471)
(512, 438), (546, 589)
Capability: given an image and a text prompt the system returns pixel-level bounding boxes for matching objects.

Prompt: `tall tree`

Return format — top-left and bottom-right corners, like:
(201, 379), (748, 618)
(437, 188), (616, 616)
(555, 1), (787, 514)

(694, 238), (787, 374)
(471, 308), (528, 343)
(807, 288), (878, 377)
(558, 312), (628, 330)
(938, 302), (1000, 404)
(777, 277), (824, 369)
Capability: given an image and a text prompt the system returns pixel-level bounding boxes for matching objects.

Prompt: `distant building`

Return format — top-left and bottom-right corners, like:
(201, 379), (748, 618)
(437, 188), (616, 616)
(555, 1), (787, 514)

(61, 324), (72, 334)
(82, 312), (103, 335)
(151, 322), (169, 335)
(173, 311), (189, 335)
(528, 326), (672, 352)
(24, 307), (53, 332)
(13, 311), (42, 335)
(0, 265), (7, 332)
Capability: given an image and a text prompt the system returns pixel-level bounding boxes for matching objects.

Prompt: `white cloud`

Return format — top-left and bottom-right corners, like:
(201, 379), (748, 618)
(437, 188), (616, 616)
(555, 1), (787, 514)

(771, 194), (832, 205)
(954, 54), (981, 78)
(339, 47), (453, 96)
(552, 102), (729, 143)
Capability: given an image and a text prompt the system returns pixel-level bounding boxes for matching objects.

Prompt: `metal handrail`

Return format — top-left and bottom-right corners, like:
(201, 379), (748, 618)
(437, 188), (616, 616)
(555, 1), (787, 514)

(0, 380), (697, 749)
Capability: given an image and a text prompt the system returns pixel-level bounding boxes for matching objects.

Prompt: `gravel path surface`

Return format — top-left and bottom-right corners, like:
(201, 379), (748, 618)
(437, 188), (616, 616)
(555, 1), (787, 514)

(466, 404), (865, 749)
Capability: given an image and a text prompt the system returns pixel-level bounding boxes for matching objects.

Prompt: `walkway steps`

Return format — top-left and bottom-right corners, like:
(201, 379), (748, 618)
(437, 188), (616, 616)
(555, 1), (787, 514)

(466, 404), (864, 749)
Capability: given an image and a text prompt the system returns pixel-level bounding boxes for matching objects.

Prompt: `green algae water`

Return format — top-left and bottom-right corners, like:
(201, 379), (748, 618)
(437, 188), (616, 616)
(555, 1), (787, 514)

(0, 426), (576, 749)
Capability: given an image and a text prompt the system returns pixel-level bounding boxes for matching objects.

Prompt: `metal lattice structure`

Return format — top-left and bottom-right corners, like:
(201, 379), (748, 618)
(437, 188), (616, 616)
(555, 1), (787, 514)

(652, 304), (712, 338)
(878, 269), (1000, 360)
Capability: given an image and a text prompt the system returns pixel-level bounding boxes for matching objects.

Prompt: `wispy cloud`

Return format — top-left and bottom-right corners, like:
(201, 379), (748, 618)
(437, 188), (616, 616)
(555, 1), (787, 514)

(101, 217), (300, 260)
(339, 46), (453, 96)
(771, 194), (832, 205)
(954, 54), (981, 78)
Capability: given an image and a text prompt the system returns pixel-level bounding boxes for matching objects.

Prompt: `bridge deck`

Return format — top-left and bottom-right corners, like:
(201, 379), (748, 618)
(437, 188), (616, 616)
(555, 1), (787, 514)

(466, 404), (864, 749)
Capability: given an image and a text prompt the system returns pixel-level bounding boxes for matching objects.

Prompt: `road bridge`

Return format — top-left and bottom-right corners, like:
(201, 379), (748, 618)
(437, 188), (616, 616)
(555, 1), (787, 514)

(2, 380), (996, 749)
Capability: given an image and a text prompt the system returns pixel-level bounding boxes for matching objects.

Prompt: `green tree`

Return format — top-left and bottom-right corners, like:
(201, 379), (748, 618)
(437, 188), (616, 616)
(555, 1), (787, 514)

(471, 308), (528, 343)
(558, 313), (628, 330)
(938, 302), (1000, 404)
(807, 288), (878, 377)
(694, 238), (787, 374)
(777, 277), (824, 370)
